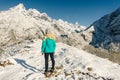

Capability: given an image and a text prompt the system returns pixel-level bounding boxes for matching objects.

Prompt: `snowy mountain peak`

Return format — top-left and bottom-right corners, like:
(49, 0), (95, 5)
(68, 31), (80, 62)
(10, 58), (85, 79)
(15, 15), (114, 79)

(0, 3), (88, 49)
(10, 3), (26, 11)
(28, 8), (40, 15)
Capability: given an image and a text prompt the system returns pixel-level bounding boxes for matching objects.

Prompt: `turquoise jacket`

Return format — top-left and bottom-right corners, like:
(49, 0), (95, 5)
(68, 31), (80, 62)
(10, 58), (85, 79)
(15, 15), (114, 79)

(41, 38), (56, 53)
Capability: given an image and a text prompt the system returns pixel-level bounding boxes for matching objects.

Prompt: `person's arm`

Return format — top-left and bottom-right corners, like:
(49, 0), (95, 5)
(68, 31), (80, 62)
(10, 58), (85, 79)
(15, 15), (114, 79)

(41, 40), (46, 54)
(55, 40), (56, 48)
(54, 40), (56, 51)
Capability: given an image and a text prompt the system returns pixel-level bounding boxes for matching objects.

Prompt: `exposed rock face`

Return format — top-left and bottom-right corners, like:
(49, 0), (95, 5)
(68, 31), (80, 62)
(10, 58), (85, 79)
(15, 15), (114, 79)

(0, 3), (88, 48)
(89, 8), (120, 52)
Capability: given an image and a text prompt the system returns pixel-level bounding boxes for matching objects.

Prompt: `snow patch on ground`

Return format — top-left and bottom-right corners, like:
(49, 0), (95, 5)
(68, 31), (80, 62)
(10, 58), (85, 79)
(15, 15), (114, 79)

(0, 39), (120, 80)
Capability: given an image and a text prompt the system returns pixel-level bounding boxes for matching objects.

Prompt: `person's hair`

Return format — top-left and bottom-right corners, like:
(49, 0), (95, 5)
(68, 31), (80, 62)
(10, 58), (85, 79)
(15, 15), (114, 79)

(42, 28), (55, 40)
(46, 28), (53, 34)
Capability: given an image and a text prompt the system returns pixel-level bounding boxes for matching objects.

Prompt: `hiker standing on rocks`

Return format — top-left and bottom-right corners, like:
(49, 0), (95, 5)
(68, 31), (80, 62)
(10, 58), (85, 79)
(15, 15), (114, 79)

(41, 28), (56, 74)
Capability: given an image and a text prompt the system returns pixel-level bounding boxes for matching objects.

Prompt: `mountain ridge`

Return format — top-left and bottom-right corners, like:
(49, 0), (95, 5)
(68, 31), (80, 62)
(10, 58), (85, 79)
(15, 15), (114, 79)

(0, 3), (88, 48)
(89, 7), (120, 52)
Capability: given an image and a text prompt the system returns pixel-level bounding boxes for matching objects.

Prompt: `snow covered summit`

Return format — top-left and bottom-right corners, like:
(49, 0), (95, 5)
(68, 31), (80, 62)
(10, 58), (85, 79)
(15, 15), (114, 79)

(0, 3), (88, 48)
(10, 3), (26, 11)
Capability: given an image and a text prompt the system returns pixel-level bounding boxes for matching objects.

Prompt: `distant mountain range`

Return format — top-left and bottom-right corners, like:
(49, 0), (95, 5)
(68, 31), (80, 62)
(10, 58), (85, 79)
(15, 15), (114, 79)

(0, 3), (120, 52)
(0, 3), (88, 48)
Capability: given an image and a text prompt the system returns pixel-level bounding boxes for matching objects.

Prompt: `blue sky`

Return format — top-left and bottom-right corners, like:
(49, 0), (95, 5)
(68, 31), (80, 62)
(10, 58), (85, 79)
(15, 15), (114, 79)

(0, 0), (120, 27)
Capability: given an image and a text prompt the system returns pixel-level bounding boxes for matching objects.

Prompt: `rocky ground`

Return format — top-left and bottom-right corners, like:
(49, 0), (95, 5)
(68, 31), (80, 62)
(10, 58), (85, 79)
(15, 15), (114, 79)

(0, 39), (120, 80)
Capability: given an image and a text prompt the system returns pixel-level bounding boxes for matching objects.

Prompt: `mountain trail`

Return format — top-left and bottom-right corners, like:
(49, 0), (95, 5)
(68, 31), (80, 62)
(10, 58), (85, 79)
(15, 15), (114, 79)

(0, 39), (120, 80)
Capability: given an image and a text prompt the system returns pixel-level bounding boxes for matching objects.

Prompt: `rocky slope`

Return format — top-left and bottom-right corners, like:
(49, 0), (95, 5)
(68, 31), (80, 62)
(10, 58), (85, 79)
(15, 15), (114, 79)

(0, 3), (88, 49)
(0, 39), (119, 80)
(89, 7), (120, 52)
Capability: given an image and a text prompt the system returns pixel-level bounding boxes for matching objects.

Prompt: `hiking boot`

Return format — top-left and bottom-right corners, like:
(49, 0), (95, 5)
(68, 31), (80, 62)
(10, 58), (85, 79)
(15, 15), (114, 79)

(44, 72), (49, 77)
(44, 71), (47, 74)
(50, 68), (54, 72)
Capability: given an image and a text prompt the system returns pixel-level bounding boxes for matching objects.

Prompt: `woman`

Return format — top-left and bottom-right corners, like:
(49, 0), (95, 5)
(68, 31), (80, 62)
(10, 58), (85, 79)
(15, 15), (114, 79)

(41, 29), (56, 74)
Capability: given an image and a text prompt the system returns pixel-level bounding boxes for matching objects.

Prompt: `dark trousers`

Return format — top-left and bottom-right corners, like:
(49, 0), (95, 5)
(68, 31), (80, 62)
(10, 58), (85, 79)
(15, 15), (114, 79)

(44, 53), (55, 72)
